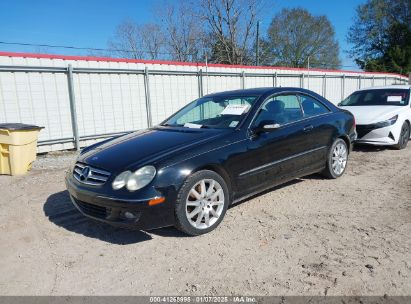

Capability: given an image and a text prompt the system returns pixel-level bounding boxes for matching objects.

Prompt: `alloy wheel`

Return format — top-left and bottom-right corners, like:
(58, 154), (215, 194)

(332, 142), (347, 175)
(185, 179), (225, 230)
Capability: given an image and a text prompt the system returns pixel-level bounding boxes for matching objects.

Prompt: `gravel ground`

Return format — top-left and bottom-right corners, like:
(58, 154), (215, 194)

(0, 146), (410, 296)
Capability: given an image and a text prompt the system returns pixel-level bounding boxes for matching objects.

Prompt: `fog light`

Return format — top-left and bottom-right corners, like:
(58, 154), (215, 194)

(124, 211), (136, 219)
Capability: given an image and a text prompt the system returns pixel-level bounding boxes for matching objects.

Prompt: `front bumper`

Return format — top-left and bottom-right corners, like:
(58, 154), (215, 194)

(355, 124), (397, 146)
(65, 172), (176, 230)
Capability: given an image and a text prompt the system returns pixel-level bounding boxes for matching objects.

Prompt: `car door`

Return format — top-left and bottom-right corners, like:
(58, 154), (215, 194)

(234, 93), (319, 197)
(298, 93), (335, 169)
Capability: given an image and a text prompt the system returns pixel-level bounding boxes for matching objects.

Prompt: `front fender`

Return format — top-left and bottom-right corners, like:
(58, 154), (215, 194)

(155, 151), (236, 200)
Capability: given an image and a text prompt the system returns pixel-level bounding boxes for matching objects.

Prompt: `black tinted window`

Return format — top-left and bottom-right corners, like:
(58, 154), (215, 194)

(300, 95), (330, 117)
(254, 94), (303, 126)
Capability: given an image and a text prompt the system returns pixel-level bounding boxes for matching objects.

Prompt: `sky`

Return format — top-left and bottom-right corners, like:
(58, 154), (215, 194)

(0, 0), (364, 70)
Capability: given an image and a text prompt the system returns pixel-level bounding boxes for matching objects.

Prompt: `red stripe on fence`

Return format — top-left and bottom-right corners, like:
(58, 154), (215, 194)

(0, 51), (407, 78)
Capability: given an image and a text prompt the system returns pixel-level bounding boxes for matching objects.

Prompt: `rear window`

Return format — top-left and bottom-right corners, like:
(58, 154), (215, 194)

(340, 89), (410, 106)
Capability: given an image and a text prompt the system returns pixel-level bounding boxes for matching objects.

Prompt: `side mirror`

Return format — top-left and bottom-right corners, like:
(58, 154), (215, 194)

(253, 121), (281, 134)
(262, 123), (281, 131)
(337, 102), (342, 106)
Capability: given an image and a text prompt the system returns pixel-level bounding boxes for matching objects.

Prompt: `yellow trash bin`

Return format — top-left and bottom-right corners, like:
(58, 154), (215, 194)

(0, 123), (43, 176)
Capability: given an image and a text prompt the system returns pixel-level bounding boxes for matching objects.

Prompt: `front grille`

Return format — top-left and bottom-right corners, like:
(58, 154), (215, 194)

(73, 163), (110, 186)
(356, 124), (378, 139)
(74, 198), (109, 219)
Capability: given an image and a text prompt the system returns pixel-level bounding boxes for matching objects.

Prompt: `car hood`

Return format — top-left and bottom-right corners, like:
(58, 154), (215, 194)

(339, 106), (403, 124)
(78, 127), (229, 173)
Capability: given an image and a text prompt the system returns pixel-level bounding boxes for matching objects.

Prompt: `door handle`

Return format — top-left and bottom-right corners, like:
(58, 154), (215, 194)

(303, 125), (314, 132)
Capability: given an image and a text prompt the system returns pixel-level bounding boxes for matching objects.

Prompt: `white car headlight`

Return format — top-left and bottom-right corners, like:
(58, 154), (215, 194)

(112, 170), (132, 190)
(376, 115), (398, 128)
(112, 166), (156, 191)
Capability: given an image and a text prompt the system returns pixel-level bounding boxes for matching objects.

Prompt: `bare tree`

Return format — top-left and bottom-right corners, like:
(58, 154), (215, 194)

(108, 20), (142, 59)
(139, 23), (165, 60)
(108, 0), (264, 64)
(200, 0), (262, 64)
(159, 2), (206, 62)
(108, 20), (164, 60)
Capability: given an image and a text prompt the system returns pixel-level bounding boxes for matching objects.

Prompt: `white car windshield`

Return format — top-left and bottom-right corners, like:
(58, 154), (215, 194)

(340, 89), (410, 106)
(162, 95), (259, 129)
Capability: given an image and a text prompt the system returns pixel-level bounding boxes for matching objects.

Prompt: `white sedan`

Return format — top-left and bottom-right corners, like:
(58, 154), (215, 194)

(339, 85), (411, 149)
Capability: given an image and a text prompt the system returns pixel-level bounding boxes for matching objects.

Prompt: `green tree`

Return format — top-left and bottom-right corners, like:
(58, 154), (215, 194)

(262, 8), (341, 68)
(347, 0), (411, 74)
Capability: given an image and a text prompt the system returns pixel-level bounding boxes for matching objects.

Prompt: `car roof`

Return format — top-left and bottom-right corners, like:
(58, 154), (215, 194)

(203, 87), (317, 97)
(357, 85), (411, 91)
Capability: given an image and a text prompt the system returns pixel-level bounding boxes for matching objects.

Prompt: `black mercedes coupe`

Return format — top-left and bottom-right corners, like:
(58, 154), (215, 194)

(65, 87), (356, 235)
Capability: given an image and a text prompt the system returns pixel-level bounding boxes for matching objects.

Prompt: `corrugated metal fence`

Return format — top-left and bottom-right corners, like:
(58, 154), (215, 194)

(0, 52), (408, 152)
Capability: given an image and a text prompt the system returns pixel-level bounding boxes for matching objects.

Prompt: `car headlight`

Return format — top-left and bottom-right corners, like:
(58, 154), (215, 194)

(376, 115), (398, 128)
(112, 166), (156, 191)
(112, 170), (132, 190)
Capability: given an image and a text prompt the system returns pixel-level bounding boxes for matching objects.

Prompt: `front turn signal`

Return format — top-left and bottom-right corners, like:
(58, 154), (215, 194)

(148, 197), (165, 206)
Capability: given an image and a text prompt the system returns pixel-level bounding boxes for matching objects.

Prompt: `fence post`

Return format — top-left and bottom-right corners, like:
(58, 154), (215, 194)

(384, 76), (387, 85)
(408, 73), (411, 85)
(143, 67), (153, 127)
(198, 69), (204, 97)
(66, 64), (80, 151)
(300, 73), (304, 88)
(358, 75), (361, 89)
(241, 71), (245, 89)
(274, 72), (277, 87)
(372, 75), (375, 86)
(341, 74), (345, 100)
(322, 74), (327, 97)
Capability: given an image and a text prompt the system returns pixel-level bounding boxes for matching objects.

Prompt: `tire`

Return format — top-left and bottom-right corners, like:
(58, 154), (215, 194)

(394, 122), (410, 150)
(321, 138), (348, 179)
(174, 170), (230, 236)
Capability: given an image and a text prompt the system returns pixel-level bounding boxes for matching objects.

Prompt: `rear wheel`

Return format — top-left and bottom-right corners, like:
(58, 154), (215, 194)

(322, 138), (348, 179)
(174, 170), (229, 236)
(394, 122), (410, 150)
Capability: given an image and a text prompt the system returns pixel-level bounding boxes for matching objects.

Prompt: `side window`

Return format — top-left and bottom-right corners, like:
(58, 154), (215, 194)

(254, 94), (303, 126)
(300, 95), (330, 117)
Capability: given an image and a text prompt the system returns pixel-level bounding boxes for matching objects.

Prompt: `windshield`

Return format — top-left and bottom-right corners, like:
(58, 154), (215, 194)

(340, 89), (410, 106)
(162, 95), (259, 129)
